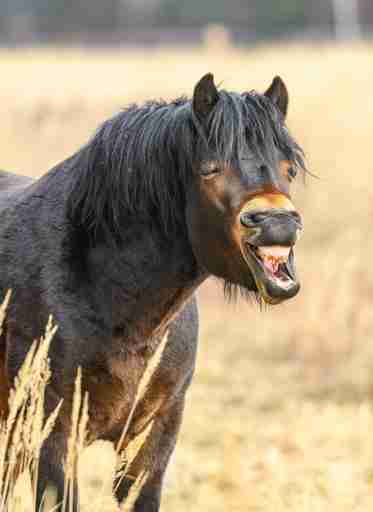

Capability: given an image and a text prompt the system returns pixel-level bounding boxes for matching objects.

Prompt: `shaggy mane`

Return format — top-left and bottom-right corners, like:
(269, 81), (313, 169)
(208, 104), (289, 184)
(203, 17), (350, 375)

(67, 89), (305, 243)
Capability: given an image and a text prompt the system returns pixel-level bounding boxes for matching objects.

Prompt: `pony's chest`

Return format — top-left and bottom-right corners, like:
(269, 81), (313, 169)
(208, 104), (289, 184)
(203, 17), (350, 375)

(85, 337), (174, 440)
(83, 294), (198, 442)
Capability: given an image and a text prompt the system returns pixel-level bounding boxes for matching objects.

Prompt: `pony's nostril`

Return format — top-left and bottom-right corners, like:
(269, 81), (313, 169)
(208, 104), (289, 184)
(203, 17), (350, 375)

(251, 212), (268, 224)
(240, 211), (267, 227)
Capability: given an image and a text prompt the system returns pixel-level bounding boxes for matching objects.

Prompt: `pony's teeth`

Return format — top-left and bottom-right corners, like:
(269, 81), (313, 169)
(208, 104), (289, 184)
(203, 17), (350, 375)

(257, 246), (291, 261)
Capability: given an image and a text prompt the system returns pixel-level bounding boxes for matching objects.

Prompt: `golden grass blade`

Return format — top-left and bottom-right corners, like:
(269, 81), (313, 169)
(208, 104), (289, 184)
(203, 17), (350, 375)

(122, 419), (154, 476)
(64, 367), (89, 512)
(114, 419), (154, 497)
(0, 290), (11, 335)
(41, 485), (58, 512)
(116, 330), (169, 453)
(120, 470), (148, 512)
(41, 400), (63, 446)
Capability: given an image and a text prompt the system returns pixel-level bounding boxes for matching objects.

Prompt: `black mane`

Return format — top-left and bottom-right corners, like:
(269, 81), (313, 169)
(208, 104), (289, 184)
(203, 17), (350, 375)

(67, 89), (305, 243)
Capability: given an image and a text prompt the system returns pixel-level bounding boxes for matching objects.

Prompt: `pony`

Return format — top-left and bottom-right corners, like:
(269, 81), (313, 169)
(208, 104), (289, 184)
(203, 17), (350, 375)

(0, 73), (305, 510)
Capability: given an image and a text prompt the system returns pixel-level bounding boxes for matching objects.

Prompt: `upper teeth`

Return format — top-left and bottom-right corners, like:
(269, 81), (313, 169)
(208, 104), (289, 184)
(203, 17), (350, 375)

(257, 246), (291, 263)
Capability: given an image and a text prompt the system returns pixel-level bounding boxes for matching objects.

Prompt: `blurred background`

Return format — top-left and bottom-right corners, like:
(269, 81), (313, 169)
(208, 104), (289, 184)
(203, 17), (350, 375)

(0, 0), (372, 44)
(2, 2), (373, 511)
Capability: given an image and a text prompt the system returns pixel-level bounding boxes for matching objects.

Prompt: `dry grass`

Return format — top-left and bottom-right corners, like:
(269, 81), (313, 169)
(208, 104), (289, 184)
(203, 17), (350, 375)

(1, 41), (373, 510)
(0, 303), (166, 511)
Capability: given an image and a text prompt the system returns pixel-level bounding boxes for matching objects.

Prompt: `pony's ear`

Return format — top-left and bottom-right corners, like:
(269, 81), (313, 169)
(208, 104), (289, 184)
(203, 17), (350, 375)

(264, 76), (289, 118)
(193, 73), (219, 120)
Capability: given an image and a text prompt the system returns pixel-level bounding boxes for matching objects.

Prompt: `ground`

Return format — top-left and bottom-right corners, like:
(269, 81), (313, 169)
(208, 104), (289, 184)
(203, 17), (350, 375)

(2, 42), (373, 511)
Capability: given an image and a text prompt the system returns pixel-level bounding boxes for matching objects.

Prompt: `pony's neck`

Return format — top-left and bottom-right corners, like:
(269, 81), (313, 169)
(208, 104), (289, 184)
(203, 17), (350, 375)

(85, 222), (206, 346)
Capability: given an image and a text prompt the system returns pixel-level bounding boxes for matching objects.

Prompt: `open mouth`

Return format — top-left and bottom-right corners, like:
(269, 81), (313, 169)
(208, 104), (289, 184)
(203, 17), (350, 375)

(243, 244), (300, 304)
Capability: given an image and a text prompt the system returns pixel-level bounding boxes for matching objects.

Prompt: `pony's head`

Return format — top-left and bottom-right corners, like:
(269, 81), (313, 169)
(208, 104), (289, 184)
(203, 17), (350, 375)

(68, 73), (305, 305)
(186, 74), (305, 304)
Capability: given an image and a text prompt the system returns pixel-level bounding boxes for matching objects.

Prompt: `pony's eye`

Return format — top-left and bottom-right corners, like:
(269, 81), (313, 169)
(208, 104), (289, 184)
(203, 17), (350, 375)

(288, 167), (297, 181)
(200, 161), (221, 178)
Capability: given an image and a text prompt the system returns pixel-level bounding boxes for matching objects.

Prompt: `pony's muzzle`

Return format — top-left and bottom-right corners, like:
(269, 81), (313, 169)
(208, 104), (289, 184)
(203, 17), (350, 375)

(240, 208), (302, 246)
(239, 193), (302, 246)
(238, 194), (302, 304)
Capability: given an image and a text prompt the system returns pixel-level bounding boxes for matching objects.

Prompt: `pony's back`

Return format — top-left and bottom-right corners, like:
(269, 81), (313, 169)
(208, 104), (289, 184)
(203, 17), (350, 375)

(0, 170), (34, 207)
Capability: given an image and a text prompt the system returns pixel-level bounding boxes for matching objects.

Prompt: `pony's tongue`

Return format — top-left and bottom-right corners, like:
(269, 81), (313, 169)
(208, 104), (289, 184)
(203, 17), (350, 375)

(256, 246), (291, 274)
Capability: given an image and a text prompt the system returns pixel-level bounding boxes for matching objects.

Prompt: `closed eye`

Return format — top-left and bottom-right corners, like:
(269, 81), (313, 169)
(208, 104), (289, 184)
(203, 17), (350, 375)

(200, 161), (222, 178)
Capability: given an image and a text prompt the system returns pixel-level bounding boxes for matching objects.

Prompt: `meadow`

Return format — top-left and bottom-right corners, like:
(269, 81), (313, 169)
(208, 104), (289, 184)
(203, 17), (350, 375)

(1, 41), (373, 510)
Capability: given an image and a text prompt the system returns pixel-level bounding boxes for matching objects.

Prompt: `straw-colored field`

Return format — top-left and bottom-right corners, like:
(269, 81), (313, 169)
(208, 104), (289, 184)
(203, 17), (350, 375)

(2, 42), (373, 510)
